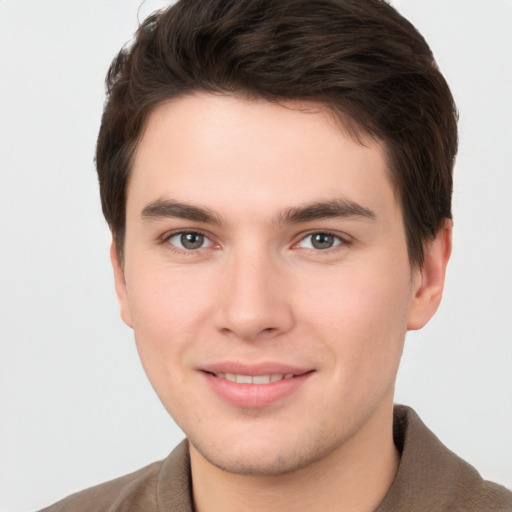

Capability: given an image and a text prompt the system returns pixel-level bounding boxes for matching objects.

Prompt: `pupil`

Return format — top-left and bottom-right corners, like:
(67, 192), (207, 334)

(181, 233), (203, 249)
(312, 233), (334, 249)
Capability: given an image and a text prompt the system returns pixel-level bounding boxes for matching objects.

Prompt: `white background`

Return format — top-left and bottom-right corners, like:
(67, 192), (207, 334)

(0, 1), (511, 510)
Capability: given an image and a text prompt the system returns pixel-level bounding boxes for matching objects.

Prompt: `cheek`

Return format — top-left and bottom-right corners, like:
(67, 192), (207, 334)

(298, 264), (411, 374)
(128, 261), (214, 322)
(124, 269), (214, 418)
(125, 268), (212, 369)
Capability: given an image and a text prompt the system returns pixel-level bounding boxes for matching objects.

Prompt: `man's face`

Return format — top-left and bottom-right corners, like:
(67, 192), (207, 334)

(115, 93), (424, 475)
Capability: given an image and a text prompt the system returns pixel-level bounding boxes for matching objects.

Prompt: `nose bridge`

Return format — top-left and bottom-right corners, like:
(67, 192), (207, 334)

(215, 240), (293, 341)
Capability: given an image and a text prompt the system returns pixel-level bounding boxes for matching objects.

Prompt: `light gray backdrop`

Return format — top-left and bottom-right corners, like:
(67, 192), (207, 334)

(0, 1), (511, 510)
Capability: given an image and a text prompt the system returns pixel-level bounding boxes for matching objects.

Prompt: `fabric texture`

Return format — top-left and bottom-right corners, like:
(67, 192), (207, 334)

(40, 405), (512, 511)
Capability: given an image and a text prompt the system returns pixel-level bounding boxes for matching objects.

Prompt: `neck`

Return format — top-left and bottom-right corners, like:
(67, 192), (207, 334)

(190, 403), (399, 512)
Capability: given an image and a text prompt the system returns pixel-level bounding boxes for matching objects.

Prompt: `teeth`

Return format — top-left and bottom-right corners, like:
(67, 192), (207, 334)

(214, 373), (294, 384)
(252, 375), (270, 384)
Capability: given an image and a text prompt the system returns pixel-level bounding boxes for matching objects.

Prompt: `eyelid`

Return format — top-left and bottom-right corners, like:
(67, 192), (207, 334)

(161, 228), (218, 251)
(292, 230), (352, 251)
(158, 228), (351, 253)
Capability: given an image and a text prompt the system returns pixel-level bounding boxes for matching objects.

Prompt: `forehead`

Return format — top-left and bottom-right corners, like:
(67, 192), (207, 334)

(128, 93), (396, 221)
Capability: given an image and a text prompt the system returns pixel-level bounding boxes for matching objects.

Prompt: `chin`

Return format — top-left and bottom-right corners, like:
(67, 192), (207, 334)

(197, 447), (316, 476)
(189, 427), (343, 477)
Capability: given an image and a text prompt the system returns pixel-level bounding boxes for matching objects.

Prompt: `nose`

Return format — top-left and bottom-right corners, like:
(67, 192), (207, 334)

(214, 248), (295, 342)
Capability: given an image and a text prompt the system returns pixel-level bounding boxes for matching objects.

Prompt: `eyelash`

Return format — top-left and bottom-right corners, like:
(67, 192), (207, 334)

(162, 230), (215, 254)
(161, 230), (351, 254)
(293, 231), (351, 253)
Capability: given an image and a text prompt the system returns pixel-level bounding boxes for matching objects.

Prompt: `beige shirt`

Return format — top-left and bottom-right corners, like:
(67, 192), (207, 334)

(40, 406), (512, 511)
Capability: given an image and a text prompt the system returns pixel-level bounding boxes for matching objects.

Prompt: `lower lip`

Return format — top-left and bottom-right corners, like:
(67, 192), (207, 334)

(202, 372), (313, 408)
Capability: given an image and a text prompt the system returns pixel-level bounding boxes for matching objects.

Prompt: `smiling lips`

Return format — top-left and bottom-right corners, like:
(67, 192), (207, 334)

(213, 372), (295, 384)
(202, 367), (313, 408)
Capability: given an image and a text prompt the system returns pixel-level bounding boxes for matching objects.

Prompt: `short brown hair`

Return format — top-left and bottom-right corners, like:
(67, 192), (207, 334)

(96, 0), (458, 266)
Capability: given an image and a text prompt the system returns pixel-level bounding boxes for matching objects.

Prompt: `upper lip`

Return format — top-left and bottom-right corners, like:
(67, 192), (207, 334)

(200, 362), (313, 377)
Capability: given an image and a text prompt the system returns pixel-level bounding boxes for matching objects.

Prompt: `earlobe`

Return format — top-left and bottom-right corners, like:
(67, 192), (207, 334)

(407, 220), (453, 331)
(110, 241), (133, 328)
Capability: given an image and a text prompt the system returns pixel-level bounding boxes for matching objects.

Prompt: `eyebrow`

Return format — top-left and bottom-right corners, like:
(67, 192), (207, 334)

(140, 197), (376, 225)
(277, 199), (376, 225)
(141, 199), (225, 225)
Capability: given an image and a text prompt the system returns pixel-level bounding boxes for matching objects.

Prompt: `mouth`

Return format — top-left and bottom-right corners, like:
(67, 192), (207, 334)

(207, 372), (296, 384)
(201, 366), (314, 408)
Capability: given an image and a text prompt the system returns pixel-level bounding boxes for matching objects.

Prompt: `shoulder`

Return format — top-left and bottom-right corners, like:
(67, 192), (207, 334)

(39, 440), (192, 512)
(466, 479), (512, 511)
(377, 405), (512, 512)
(38, 460), (164, 512)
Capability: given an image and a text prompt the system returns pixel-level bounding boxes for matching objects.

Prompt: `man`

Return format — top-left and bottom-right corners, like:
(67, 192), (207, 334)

(41, 0), (512, 510)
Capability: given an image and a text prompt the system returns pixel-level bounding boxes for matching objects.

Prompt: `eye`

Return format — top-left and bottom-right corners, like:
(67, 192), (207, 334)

(297, 232), (344, 250)
(166, 231), (213, 250)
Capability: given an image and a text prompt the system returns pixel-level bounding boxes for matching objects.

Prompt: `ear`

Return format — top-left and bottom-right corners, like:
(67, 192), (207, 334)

(407, 220), (453, 330)
(110, 240), (133, 328)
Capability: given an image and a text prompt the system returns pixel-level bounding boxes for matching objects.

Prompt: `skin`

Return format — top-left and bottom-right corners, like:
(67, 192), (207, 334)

(112, 93), (452, 512)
